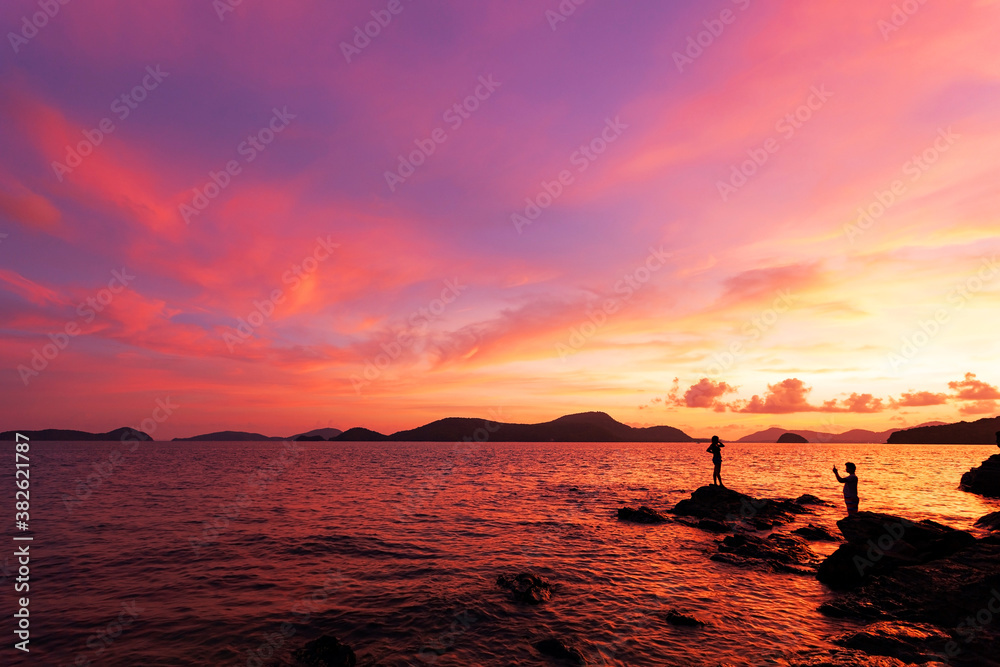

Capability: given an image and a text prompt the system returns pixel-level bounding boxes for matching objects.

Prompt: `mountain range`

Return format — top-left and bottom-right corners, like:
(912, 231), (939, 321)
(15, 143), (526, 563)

(4, 414), (996, 443)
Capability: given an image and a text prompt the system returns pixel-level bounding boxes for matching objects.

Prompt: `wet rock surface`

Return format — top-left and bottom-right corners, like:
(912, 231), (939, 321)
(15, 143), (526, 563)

(711, 532), (820, 574)
(792, 524), (841, 541)
(832, 621), (953, 664)
(496, 572), (555, 604)
(617, 505), (669, 523)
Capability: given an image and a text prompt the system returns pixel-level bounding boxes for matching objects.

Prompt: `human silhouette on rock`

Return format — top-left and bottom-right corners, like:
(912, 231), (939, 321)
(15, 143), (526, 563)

(833, 462), (859, 515)
(707, 436), (725, 487)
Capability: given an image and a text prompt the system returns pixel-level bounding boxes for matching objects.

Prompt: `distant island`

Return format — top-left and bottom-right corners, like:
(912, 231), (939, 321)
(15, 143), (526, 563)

(0, 427), (152, 441)
(887, 416), (1000, 444)
(4, 413), (996, 443)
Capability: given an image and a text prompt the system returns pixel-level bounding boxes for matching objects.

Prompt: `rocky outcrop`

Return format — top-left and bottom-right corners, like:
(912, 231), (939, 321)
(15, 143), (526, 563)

(819, 535), (1000, 666)
(960, 454), (1000, 498)
(617, 506), (669, 524)
(816, 512), (975, 590)
(670, 485), (812, 531)
(974, 511), (1000, 531)
(532, 637), (585, 664)
(293, 635), (356, 667)
(778, 432), (809, 443)
(832, 621), (953, 665)
(711, 532), (820, 574)
(496, 572), (554, 604)
(664, 609), (707, 627)
(794, 494), (830, 506)
(784, 649), (946, 666)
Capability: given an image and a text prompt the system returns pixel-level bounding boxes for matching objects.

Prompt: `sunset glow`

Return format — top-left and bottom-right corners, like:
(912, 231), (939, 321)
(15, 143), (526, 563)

(2, 0), (999, 439)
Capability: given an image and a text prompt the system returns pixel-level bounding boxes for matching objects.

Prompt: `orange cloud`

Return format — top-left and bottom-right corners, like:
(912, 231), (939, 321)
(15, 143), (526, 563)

(948, 372), (1000, 400)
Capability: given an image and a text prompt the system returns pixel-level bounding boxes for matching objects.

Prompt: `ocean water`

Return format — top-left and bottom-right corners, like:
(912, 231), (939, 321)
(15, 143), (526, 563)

(4, 440), (999, 666)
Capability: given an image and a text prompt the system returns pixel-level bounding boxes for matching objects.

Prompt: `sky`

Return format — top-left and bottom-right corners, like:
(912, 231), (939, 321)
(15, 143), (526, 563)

(1, 0), (999, 440)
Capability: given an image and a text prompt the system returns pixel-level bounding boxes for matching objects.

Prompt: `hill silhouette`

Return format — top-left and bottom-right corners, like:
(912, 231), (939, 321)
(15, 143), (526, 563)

(334, 427), (390, 441)
(387, 411), (693, 442)
(0, 427), (152, 441)
(887, 416), (1000, 444)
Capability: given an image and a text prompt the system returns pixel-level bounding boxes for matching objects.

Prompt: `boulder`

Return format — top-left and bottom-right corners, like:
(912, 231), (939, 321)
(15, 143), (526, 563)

(794, 493), (830, 506)
(532, 637), (585, 664)
(792, 524), (840, 542)
(832, 621), (953, 665)
(961, 454), (1000, 498)
(496, 572), (554, 604)
(617, 505), (669, 524)
(974, 511), (1000, 531)
(664, 609), (706, 627)
(817, 512), (976, 590)
(669, 485), (811, 530)
(293, 635), (356, 667)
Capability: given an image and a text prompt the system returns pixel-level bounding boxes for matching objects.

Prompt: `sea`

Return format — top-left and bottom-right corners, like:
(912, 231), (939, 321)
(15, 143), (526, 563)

(4, 440), (999, 666)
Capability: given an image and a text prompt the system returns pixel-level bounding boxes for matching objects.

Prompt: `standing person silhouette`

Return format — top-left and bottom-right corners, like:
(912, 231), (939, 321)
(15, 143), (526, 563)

(707, 436), (725, 487)
(833, 462), (859, 515)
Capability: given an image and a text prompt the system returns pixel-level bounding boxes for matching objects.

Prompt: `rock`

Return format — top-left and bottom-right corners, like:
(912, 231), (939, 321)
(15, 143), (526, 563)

(817, 512), (977, 589)
(819, 535), (1000, 665)
(664, 609), (706, 627)
(778, 432), (809, 443)
(711, 532), (819, 574)
(792, 524), (840, 541)
(670, 485), (811, 530)
(696, 517), (731, 533)
(832, 621), (953, 665)
(532, 637), (585, 664)
(960, 453), (1000, 498)
(617, 505), (669, 524)
(496, 572), (554, 604)
(293, 635), (356, 667)
(785, 648), (945, 666)
(974, 511), (1000, 531)
(794, 493), (830, 506)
